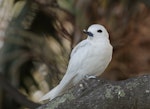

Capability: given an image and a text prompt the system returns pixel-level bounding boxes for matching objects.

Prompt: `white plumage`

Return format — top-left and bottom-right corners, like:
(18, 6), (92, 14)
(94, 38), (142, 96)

(40, 24), (113, 101)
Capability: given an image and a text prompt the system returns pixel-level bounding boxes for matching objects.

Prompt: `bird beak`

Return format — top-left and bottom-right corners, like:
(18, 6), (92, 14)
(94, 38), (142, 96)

(83, 29), (93, 37)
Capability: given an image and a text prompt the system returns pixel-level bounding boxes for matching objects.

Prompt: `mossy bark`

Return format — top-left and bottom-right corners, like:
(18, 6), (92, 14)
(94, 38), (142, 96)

(38, 75), (150, 109)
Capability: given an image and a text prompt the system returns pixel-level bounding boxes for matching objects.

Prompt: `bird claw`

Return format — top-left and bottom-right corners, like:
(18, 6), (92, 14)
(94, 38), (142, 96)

(79, 75), (97, 91)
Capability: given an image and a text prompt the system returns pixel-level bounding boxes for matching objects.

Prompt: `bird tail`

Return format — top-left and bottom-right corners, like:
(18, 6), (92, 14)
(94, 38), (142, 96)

(39, 73), (77, 102)
(39, 85), (60, 101)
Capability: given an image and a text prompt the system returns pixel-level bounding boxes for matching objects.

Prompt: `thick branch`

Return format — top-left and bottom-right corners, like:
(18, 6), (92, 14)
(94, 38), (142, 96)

(38, 74), (150, 109)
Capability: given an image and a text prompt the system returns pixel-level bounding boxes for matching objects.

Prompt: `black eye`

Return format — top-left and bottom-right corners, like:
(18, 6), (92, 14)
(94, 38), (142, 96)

(97, 29), (102, 33)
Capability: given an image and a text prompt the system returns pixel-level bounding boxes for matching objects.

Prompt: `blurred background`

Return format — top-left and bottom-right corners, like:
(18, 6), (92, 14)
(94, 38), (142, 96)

(0, 0), (150, 108)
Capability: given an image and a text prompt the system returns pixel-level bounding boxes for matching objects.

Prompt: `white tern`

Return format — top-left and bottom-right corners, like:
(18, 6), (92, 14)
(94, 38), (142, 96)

(40, 24), (113, 101)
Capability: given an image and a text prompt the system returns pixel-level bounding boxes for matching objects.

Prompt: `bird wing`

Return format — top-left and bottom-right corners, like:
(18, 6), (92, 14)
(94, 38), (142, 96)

(58, 39), (89, 86)
(40, 39), (90, 101)
(66, 39), (90, 75)
(70, 39), (89, 58)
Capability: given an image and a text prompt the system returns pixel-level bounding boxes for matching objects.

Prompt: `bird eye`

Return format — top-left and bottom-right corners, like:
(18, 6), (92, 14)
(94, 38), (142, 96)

(97, 29), (102, 33)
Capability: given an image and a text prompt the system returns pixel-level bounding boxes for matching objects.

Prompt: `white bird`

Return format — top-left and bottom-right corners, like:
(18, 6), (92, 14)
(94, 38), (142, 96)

(40, 24), (113, 101)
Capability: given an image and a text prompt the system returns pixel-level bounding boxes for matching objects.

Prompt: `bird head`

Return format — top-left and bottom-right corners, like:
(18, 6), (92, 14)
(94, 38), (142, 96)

(83, 24), (109, 39)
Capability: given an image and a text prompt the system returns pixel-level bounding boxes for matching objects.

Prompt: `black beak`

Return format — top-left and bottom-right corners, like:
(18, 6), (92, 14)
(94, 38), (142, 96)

(83, 29), (93, 37)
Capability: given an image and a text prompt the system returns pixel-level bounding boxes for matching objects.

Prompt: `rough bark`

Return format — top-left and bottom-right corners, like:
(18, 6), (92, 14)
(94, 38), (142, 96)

(37, 74), (150, 109)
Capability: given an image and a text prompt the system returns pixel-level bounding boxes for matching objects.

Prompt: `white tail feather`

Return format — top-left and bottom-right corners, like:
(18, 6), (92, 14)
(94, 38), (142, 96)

(39, 85), (60, 101)
(39, 74), (76, 101)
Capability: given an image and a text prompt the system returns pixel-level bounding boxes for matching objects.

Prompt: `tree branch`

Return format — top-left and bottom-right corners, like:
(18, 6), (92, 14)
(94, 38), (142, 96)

(38, 74), (150, 109)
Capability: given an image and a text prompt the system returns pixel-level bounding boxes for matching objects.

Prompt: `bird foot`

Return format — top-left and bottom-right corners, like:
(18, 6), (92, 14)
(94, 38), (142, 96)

(84, 75), (97, 80)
